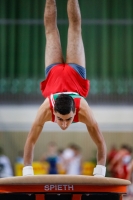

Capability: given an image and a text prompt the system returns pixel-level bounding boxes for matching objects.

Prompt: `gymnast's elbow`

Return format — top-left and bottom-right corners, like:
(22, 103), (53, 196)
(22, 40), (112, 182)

(86, 122), (106, 150)
(25, 123), (44, 148)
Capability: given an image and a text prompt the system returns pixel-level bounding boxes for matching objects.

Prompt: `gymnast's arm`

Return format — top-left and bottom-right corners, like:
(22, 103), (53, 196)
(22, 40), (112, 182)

(79, 99), (107, 176)
(23, 98), (51, 176)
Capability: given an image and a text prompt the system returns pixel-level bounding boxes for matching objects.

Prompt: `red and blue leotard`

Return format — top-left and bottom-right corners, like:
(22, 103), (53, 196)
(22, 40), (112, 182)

(40, 63), (90, 98)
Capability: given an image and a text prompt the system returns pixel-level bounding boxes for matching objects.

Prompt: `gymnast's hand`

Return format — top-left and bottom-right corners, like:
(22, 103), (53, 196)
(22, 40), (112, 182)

(93, 165), (106, 177)
(22, 166), (34, 176)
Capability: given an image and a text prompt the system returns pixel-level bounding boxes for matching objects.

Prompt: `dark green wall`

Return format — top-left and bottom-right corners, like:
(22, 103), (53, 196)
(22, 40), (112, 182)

(0, 0), (133, 96)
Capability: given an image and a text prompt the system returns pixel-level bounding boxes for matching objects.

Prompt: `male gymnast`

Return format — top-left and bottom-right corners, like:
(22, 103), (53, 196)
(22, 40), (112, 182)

(23, 0), (107, 177)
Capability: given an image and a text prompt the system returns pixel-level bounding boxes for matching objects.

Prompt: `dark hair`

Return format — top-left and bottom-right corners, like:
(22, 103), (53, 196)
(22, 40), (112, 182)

(54, 94), (75, 115)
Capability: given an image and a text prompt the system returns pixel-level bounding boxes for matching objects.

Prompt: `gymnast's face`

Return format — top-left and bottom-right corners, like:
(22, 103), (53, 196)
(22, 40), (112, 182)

(53, 111), (76, 130)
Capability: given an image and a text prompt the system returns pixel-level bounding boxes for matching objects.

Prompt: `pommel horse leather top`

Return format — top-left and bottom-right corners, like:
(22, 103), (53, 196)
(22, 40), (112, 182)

(0, 175), (131, 200)
(0, 175), (131, 185)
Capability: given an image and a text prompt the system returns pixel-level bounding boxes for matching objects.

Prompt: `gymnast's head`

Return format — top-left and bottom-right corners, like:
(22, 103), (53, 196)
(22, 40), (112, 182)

(53, 94), (76, 130)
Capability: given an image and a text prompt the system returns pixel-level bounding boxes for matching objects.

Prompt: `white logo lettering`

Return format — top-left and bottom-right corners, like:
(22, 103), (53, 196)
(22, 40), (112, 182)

(44, 185), (74, 191)
(58, 185), (62, 190)
(50, 185), (55, 190)
(44, 185), (49, 190)
(68, 185), (74, 190)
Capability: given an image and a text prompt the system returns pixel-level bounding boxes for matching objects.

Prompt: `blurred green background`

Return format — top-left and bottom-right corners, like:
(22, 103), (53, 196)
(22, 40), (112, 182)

(0, 0), (133, 103)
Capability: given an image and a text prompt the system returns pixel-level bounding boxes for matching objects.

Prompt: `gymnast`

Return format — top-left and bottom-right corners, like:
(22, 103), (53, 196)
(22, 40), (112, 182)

(23, 0), (107, 177)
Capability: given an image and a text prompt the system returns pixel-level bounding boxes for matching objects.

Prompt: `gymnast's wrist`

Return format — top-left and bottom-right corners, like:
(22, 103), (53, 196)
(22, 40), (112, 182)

(23, 166), (34, 176)
(93, 165), (106, 177)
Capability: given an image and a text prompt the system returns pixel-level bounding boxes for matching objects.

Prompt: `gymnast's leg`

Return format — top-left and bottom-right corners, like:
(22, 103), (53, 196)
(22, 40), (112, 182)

(66, 0), (86, 68)
(44, 0), (64, 67)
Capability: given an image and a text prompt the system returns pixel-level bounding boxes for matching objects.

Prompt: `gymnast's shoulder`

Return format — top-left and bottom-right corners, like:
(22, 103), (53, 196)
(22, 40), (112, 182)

(36, 98), (52, 121)
(79, 98), (96, 125)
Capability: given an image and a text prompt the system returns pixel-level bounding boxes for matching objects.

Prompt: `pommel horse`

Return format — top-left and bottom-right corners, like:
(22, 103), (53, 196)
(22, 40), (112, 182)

(0, 175), (131, 200)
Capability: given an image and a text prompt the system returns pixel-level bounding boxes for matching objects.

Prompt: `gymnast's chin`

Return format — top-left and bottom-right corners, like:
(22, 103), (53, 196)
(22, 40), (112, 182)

(60, 126), (68, 130)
